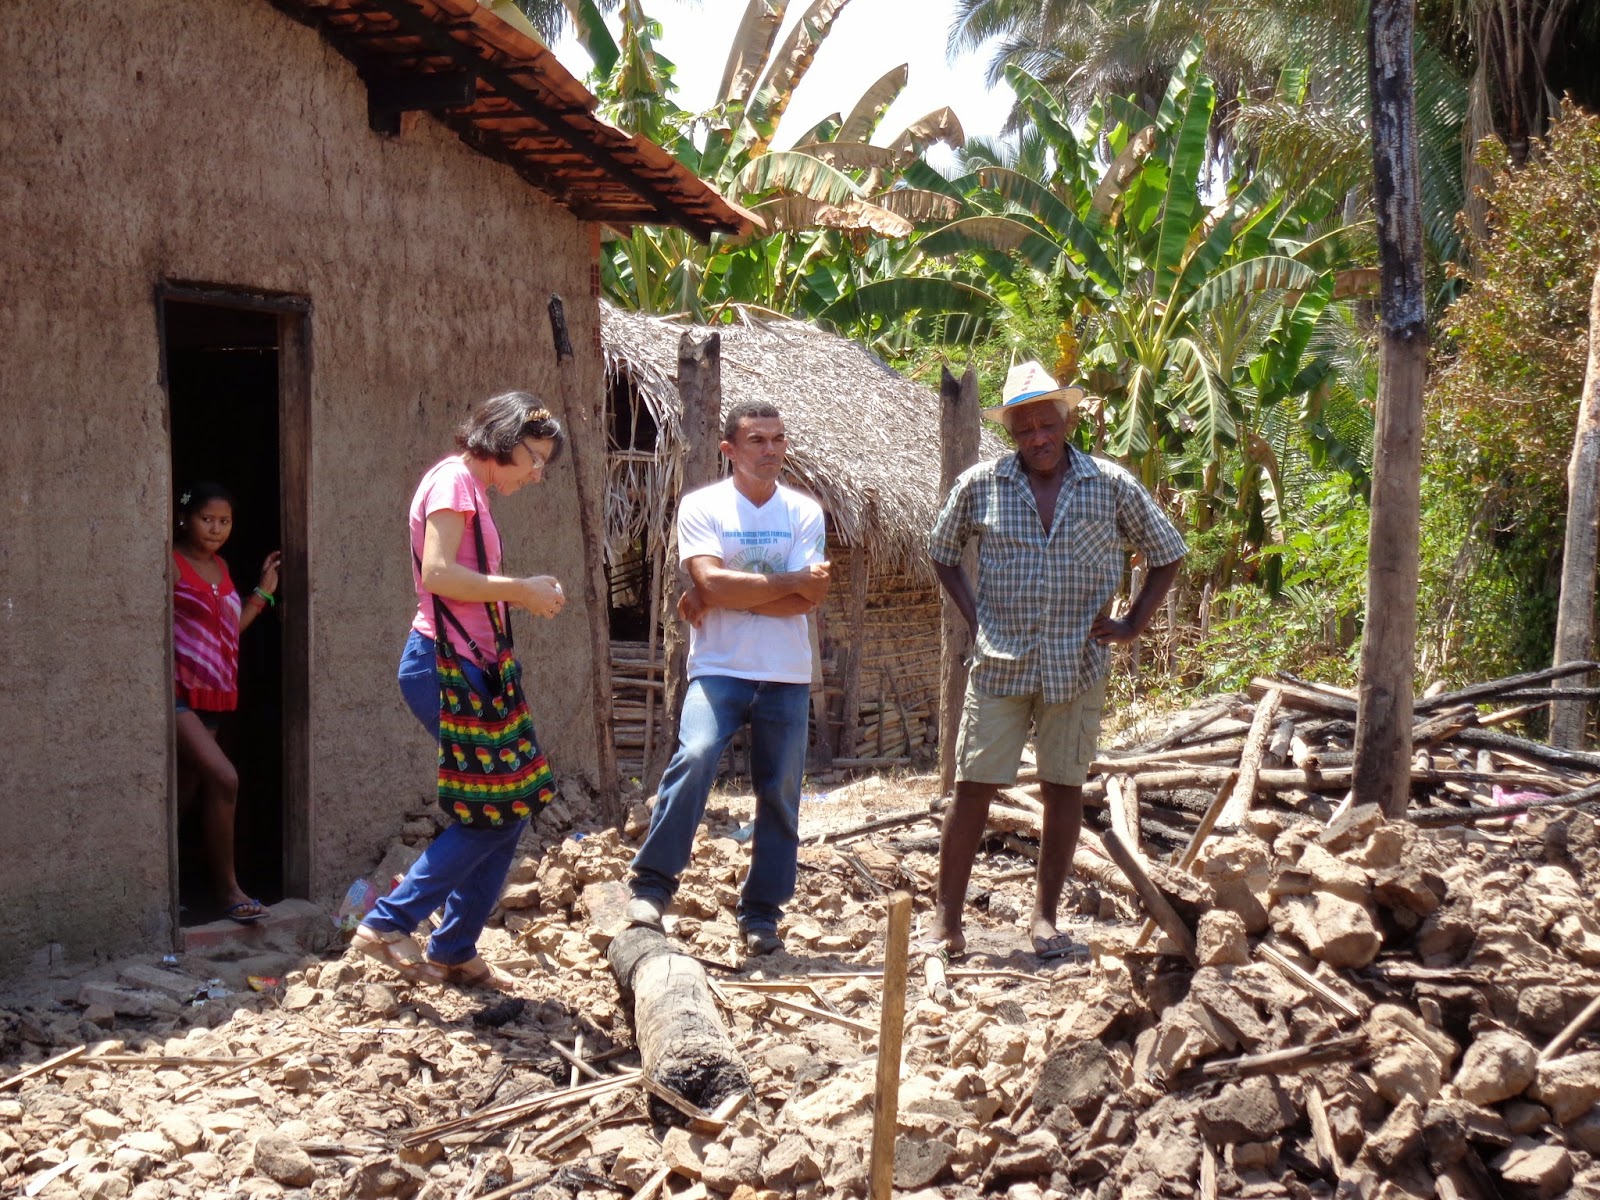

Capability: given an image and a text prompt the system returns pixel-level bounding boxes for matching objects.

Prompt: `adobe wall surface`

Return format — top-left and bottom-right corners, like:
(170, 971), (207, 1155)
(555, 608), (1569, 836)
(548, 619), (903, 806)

(0, 0), (606, 973)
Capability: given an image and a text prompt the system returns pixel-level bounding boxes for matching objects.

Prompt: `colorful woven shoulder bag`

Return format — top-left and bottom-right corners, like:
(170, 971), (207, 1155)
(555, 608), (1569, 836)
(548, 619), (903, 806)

(425, 517), (556, 827)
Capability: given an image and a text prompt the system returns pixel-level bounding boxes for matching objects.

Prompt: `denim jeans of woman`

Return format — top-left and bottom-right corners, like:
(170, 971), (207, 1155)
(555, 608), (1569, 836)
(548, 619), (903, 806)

(630, 675), (810, 933)
(362, 629), (527, 965)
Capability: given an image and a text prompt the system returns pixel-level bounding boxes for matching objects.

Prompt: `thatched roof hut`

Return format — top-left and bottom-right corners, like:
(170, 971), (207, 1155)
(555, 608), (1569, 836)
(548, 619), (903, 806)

(598, 302), (1007, 777)
(599, 302), (1006, 569)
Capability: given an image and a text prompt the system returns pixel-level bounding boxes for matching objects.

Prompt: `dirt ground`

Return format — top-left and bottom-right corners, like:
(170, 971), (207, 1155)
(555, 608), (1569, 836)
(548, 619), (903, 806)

(5, 705), (1600, 1200)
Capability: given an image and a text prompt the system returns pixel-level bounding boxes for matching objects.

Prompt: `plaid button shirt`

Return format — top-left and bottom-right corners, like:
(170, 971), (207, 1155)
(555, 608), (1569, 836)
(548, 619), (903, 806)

(928, 448), (1188, 703)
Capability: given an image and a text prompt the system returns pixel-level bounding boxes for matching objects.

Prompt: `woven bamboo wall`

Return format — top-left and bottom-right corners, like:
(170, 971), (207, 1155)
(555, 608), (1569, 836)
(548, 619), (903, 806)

(609, 544), (945, 779)
(818, 546), (942, 763)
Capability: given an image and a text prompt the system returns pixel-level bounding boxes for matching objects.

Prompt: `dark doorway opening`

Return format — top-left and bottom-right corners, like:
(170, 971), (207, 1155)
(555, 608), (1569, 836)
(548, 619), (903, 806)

(164, 300), (286, 920)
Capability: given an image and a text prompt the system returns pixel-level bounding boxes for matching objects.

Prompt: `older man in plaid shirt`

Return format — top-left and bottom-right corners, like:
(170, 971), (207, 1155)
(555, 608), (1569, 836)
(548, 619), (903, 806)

(927, 361), (1187, 960)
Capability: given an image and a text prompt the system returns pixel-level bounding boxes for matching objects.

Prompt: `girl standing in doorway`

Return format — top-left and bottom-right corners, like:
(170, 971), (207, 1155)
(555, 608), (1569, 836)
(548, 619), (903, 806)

(173, 482), (282, 923)
(352, 393), (566, 989)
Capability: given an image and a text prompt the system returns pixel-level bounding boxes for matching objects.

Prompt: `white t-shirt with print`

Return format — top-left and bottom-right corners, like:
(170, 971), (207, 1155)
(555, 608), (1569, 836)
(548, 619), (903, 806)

(678, 478), (827, 684)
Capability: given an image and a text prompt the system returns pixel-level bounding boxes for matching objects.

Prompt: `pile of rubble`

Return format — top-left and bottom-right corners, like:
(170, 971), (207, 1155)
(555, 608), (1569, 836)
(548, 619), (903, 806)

(4, 673), (1600, 1200)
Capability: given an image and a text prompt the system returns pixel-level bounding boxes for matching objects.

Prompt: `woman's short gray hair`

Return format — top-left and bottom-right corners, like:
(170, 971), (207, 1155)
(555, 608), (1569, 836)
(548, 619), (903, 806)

(456, 390), (566, 466)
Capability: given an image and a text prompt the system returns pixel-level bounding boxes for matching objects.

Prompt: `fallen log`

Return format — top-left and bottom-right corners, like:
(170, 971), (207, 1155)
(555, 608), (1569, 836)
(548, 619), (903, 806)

(1413, 660), (1600, 713)
(606, 926), (749, 1119)
(1453, 727), (1600, 774)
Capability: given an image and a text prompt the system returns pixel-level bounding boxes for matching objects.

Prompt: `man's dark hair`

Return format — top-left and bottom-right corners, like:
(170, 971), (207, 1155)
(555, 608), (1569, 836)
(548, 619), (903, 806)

(456, 390), (567, 466)
(722, 402), (782, 443)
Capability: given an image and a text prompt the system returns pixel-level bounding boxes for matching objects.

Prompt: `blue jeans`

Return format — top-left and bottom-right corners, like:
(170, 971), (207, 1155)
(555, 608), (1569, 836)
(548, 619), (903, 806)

(630, 675), (810, 931)
(365, 630), (526, 965)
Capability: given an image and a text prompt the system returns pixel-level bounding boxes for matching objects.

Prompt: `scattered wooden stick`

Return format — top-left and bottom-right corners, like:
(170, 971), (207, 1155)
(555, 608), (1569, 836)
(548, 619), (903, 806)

(171, 1039), (307, 1103)
(761, 994), (877, 1037)
(1306, 1083), (1342, 1179)
(1255, 943), (1368, 1021)
(403, 1071), (642, 1145)
(1168, 1034), (1366, 1090)
(869, 892), (913, 1200)
(1134, 774), (1236, 948)
(0, 1045), (86, 1092)
(627, 1166), (672, 1200)
(550, 1038), (602, 1082)
(1407, 781), (1600, 827)
(1102, 831), (1197, 966)
(812, 809), (936, 846)
(1540, 990), (1600, 1061)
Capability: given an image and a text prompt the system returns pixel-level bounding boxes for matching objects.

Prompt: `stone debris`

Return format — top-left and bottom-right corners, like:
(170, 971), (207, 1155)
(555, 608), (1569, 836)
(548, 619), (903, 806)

(3, 672), (1600, 1199)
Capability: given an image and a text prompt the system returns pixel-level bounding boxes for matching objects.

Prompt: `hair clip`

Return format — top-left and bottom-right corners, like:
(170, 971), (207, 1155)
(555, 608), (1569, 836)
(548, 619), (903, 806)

(525, 406), (552, 423)
(179, 490), (192, 506)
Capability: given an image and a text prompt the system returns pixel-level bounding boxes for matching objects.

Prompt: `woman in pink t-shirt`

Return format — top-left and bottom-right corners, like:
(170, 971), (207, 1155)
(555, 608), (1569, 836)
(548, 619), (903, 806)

(353, 392), (567, 989)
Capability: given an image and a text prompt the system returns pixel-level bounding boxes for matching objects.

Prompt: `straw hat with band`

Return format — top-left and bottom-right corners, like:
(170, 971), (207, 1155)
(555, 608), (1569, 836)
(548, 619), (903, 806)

(982, 361), (1086, 424)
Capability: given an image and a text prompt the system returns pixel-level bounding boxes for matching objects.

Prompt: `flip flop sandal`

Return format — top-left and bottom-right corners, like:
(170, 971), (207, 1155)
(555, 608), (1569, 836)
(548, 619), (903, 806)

(430, 955), (517, 991)
(350, 926), (446, 983)
(1032, 932), (1080, 962)
(226, 899), (268, 925)
(915, 938), (968, 964)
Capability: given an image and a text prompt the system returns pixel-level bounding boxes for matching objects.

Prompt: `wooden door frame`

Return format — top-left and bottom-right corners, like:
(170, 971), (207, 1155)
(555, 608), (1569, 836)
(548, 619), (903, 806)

(156, 281), (314, 938)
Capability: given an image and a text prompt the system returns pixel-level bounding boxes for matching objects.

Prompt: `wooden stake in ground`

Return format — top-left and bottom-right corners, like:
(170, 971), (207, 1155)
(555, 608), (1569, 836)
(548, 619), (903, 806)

(870, 891), (913, 1200)
(1550, 259), (1600, 749)
(1353, 0), (1429, 819)
(937, 364), (980, 797)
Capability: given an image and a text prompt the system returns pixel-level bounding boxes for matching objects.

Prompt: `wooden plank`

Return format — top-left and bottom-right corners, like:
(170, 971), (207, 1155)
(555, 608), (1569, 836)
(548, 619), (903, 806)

(1219, 687), (1281, 827)
(869, 892), (913, 1200)
(1102, 832), (1197, 965)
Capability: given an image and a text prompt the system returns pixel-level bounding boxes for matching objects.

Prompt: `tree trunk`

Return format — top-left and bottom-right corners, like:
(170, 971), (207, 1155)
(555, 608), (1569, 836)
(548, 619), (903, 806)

(606, 925), (749, 1113)
(938, 365), (980, 797)
(1353, 0), (1430, 819)
(1549, 260), (1600, 748)
(649, 332), (723, 786)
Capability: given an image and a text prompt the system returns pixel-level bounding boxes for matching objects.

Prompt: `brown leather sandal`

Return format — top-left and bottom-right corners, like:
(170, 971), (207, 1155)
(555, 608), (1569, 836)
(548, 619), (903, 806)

(429, 954), (517, 992)
(350, 926), (446, 984)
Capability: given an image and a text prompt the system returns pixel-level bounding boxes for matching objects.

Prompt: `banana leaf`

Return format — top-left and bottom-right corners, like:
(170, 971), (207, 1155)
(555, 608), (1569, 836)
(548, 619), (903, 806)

(839, 64), (908, 144)
(1182, 256), (1321, 319)
(732, 150), (861, 205)
(744, 0), (852, 146)
(718, 0), (790, 113)
(819, 277), (995, 327)
(977, 168), (1121, 293)
(917, 215), (1068, 275)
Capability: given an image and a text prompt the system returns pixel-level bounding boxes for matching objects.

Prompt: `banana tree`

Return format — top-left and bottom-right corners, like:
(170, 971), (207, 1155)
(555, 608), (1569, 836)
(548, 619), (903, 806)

(915, 46), (1376, 586)
(578, 0), (980, 329)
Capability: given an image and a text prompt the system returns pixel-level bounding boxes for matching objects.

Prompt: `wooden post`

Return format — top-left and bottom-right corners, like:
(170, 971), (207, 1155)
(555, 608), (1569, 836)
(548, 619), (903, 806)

(1550, 260), (1600, 748)
(1354, 0), (1429, 819)
(938, 365), (981, 797)
(837, 550), (870, 758)
(869, 891), (913, 1200)
(651, 332), (723, 785)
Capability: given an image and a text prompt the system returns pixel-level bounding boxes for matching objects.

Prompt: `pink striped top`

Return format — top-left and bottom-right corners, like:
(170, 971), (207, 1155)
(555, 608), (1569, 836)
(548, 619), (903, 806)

(173, 551), (242, 711)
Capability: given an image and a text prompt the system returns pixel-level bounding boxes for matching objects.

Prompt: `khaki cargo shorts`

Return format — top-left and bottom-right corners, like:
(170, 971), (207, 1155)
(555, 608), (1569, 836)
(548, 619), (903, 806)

(954, 675), (1108, 787)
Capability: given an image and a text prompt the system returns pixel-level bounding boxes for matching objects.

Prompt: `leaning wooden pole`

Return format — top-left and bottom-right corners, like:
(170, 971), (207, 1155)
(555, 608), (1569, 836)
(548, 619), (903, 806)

(1353, 0), (1429, 819)
(1549, 260), (1600, 749)
(938, 365), (981, 797)
(650, 332), (724, 786)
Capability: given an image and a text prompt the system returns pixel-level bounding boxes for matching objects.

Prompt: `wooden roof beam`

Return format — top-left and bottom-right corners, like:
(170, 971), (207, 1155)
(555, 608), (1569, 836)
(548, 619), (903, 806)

(362, 0), (723, 240)
(361, 67), (475, 135)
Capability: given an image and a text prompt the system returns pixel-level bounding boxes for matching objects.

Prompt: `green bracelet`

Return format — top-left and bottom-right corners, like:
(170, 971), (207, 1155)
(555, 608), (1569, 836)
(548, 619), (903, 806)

(253, 587), (276, 607)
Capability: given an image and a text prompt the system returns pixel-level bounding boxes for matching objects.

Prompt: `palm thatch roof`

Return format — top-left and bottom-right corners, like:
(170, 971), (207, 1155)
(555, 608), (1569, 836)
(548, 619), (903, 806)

(600, 302), (1008, 570)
